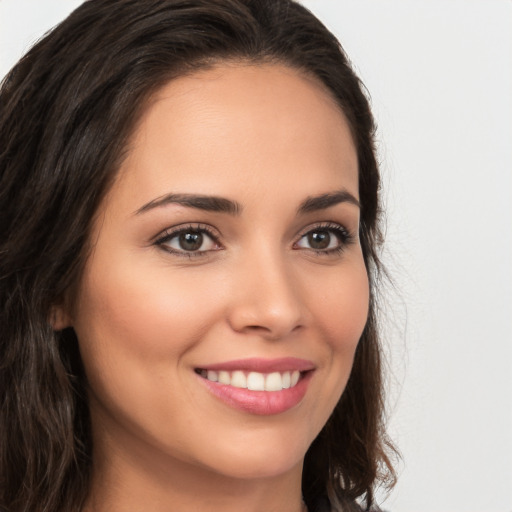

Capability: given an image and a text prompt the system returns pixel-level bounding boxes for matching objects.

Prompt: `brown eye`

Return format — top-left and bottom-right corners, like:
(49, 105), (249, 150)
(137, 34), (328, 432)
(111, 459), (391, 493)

(307, 230), (331, 250)
(179, 232), (204, 251)
(295, 225), (349, 253)
(159, 228), (218, 254)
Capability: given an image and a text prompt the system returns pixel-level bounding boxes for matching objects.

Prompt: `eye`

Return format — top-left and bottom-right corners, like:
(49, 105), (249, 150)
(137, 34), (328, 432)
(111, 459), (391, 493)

(295, 223), (352, 254)
(155, 225), (220, 256)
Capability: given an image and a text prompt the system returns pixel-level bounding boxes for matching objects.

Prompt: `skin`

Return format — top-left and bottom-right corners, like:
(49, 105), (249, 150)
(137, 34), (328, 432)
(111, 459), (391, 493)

(57, 63), (369, 512)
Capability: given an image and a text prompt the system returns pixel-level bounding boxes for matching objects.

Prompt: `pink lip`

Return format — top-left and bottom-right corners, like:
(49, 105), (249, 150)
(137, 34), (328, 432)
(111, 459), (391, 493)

(196, 357), (315, 373)
(195, 358), (315, 416)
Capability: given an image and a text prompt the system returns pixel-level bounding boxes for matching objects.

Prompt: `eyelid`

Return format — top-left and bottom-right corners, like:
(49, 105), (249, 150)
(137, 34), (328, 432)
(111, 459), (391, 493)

(151, 220), (356, 259)
(294, 221), (355, 254)
(153, 223), (223, 257)
(295, 221), (352, 239)
(152, 222), (221, 243)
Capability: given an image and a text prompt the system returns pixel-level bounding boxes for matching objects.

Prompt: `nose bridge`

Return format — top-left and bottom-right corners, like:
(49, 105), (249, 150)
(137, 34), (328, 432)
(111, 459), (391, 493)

(227, 242), (304, 339)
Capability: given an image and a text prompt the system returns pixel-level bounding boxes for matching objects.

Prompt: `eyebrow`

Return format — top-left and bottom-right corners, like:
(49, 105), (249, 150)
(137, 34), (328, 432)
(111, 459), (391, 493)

(297, 190), (360, 213)
(134, 189), (359, 216)
(135, 193), (242, 216)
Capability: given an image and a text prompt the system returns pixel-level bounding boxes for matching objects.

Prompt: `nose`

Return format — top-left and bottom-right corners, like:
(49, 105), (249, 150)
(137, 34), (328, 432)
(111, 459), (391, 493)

(226, 249), (305, 340)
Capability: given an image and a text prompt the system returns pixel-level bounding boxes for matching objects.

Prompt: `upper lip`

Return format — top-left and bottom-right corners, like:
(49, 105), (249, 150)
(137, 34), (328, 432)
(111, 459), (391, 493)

(196, 357), (315, 373)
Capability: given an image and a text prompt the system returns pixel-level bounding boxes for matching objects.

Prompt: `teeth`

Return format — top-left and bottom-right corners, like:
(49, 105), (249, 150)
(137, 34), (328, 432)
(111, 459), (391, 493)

(218, 371), (230, 385)
(246, 371), (265, 390)
(201, 369), (303, 391)
(231, 370), (247, 388)
(265, 372), (282, 391)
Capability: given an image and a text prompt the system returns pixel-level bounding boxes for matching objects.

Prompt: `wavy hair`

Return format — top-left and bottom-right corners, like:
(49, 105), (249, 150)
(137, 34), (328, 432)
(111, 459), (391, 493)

(0, 1), (396, 511)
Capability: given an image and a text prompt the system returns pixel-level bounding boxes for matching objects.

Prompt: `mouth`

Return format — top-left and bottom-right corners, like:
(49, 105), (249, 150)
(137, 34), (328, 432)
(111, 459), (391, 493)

(194, 358), (315, 415)
(195, 368), (305, 392)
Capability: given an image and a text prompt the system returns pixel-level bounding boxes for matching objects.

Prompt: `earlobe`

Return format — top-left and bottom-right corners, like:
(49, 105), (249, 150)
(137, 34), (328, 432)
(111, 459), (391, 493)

(49, 305), (73, 331)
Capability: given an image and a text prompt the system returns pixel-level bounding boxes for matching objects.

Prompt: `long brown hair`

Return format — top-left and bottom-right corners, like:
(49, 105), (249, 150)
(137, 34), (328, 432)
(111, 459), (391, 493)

(0, 1), (395, 511)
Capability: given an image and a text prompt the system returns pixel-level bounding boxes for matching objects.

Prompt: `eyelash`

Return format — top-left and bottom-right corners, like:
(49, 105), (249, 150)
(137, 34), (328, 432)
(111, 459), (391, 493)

(154, 223), (221, 259)
(295, 222), (355, 256)
(154, 222), (355, 259)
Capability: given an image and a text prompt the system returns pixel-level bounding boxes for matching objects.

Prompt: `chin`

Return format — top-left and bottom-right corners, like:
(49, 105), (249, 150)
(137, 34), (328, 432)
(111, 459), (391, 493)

(187, 427), (310, 481)
(205, 451), (304, 481)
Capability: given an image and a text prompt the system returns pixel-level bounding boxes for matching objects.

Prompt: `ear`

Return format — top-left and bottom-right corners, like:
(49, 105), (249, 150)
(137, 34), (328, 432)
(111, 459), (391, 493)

(49, 304), (73, 331)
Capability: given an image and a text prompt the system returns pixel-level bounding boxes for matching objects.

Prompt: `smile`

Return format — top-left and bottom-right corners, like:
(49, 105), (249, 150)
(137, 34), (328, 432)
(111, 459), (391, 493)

(194, 358), (315, 415)
(196, 369), (301, 391)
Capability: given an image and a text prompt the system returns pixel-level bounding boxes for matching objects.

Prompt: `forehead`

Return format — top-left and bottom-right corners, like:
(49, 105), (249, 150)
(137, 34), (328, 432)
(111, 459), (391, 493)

(112, 63), (358, 210)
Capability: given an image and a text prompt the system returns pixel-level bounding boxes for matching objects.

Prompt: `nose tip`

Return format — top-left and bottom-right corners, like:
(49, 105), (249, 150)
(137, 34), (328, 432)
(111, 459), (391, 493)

(230, 305), (303, 341)
(227, 263), (304, 340)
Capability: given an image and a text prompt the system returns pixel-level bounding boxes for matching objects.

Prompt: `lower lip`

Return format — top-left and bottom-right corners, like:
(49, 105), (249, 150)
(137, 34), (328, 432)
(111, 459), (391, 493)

(198, 372), (313, 415)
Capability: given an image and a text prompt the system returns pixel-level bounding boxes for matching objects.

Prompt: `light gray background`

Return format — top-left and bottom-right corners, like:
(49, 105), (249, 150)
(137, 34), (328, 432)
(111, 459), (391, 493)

(1, 1), (511, 511)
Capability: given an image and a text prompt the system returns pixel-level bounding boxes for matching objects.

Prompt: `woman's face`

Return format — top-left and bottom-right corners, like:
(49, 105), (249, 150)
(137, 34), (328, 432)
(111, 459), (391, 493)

(66, 64), (369, 481)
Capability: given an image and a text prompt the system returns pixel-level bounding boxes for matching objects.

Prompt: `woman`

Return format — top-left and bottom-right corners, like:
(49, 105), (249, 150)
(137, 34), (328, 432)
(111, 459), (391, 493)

(0, 1), (396, 511)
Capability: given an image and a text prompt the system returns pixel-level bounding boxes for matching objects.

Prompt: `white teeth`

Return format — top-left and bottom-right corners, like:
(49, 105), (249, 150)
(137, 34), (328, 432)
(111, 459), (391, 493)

(231, 370), (247, 388)
(201, 369), (304, 391)
(247, 372), (265, 391)
(218, 371), (230, 385)
(265, 372), (282, 391)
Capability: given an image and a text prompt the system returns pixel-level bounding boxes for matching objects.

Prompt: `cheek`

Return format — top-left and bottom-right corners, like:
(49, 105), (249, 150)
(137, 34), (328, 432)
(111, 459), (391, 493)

(70, 255), (225, 442)
(312, 259), (370, 354)
(74, 255), (221, 361)
(311, 256), (369, 393)
(297, 256), (369, 440)
(70, 255), (222, 422)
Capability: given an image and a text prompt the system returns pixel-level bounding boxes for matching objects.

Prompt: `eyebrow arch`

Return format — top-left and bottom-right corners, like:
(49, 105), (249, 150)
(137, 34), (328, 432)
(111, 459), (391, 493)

(134, 193), (242, 216)
(297, 190), (360, 214)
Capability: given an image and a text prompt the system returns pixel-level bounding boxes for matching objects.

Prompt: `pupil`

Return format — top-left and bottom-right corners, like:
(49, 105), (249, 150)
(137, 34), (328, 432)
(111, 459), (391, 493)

(308, 231), (330, 249)
(179, 232), (203, 251)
